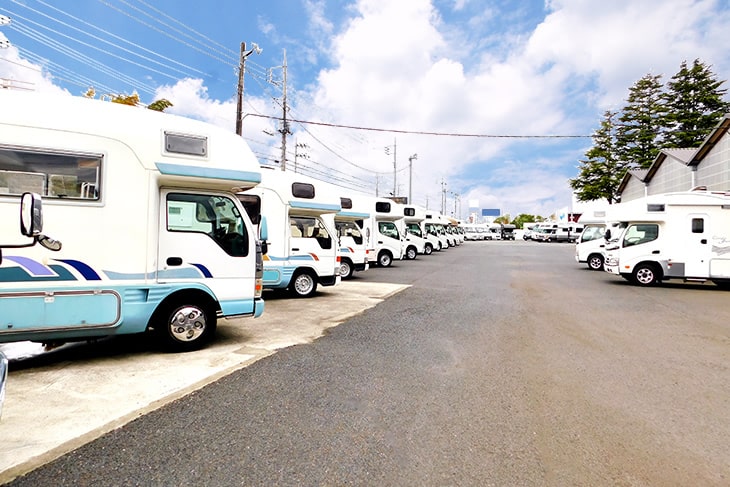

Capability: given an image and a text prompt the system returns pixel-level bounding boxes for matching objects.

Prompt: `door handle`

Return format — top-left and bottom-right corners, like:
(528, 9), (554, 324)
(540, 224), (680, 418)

(651, 250), (660, 254)
(701, 239), (707, 244)
(291, 248), (300, 251)
(166, 257), (183, 266)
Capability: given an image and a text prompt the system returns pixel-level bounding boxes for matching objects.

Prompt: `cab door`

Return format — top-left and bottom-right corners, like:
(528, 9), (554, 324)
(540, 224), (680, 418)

(158, 190), (256, 314)
(289, 215), (337, 276)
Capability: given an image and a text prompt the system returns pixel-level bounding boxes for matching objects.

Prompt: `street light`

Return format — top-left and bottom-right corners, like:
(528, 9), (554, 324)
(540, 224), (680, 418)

(408, 154), (417, 203)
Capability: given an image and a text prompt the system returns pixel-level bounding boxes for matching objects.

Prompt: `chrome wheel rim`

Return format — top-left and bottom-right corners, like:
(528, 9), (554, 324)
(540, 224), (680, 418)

(169, 306), (206, 342)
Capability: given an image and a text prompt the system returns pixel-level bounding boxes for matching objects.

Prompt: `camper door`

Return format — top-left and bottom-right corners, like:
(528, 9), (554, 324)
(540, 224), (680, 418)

(159, 190), (255, 311)
(685, 213), (712, 277)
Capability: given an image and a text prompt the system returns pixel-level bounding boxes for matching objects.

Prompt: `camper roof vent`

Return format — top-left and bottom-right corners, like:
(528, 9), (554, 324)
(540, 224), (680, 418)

(165, 132), (207, 156)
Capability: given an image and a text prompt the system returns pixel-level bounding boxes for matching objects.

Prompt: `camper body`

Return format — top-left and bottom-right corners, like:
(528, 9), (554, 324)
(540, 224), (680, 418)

(402, 205), (429, 258)
(0, 92), (264, 351)
(334, 194), (370, 279)
(424, 213), (451, 249)
(368, 197), (406, 267)
(240, 169), (341, 297)
(532, 222), (583, 243)
(604, 190), (730, 287)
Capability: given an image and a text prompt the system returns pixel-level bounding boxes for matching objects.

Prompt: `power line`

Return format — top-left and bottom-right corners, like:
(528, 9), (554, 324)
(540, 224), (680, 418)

(245, 113), (592, 138)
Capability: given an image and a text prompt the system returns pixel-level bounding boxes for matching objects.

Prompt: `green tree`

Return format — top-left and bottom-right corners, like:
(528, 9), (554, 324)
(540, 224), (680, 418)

(615, 74), (667, 169)
(493, 214), (511, 224)
(511, 214), (539, 228)
(662, 59), (730, 147)
(570, 110), (626, 204)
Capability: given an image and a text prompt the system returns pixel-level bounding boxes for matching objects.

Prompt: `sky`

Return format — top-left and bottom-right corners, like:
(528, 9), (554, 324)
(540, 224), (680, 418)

(2, 0), (730, 221)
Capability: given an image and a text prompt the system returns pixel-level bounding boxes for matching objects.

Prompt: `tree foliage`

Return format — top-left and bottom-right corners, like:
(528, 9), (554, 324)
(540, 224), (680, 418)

(570, 110), (626, 204)
(510, 213), (541, 228)
(662, 59), (730, 147)
(615, 74), (666, 169)
(570, 59), (730, 204)
(82, 87), (172, 112)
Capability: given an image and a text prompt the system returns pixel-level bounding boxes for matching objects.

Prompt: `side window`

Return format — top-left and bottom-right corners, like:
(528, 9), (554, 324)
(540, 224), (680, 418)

(0, 147), (101, 200)
(291, 216), (332, 249)
(378, 221), (399, 239)
(167, 193), (249, 257)
(335, 221), (363, 245)
(623, 224), (659, 248)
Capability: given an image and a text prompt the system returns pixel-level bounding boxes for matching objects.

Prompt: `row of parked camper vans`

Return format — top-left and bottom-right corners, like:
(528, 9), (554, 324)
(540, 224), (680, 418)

(573, 189), (730, 288)
(0, 91), (470, 359)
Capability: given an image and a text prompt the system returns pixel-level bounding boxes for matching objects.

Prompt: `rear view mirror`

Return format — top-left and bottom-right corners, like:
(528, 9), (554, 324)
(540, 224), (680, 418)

(20, 192), (43, 237)
(259, 215), (269, 242)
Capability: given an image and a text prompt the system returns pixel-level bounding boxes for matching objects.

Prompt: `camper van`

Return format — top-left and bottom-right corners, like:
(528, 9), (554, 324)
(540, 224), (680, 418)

(0, 92), (265, 352)
(424, 213), (451, 249)
(402, 205), (429, 258)
(239, 169), (341, 297)
(335, 196), (370, 279)
(604, 190), (730, 287)
(359, 196), (405, 267)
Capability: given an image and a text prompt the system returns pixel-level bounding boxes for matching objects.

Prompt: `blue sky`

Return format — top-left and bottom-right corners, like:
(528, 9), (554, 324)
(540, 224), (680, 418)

(2, 0), (730, 220)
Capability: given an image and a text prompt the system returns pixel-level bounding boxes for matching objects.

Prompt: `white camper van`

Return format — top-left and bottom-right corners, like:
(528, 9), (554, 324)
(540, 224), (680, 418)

(604, 189), (730, 287)
(360, 196), (405, 267)
(424, 212), (451, 249)
(239, 169), (341, 297)
(402, 205), (428, 258)
(335, 195), (370, 279)
(0, 92), (265, 352)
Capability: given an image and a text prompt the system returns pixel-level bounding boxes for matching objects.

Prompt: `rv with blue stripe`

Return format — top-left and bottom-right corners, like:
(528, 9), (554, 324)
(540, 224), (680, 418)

(0, 91), (265, 352)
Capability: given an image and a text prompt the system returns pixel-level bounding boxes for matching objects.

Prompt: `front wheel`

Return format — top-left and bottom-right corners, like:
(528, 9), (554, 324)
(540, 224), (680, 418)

(405, 246), (417, 260)
(290, 271), (318, 297)
(339, 259), (354, 279)
(587, 254), (604, 271)
(378, 251), (393, 267)
(424, 244), (433, 255)
(154, 301), (217, 352)
(632, 263), (660, 286)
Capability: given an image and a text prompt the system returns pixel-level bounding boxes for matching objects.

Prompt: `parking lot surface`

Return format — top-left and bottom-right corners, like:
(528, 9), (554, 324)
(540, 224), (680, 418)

(0, 279), (406, 482)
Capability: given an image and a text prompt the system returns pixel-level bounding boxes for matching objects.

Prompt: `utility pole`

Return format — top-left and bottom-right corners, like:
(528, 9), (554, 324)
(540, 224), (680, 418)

(408, 153), (417, 204)
(384, 139), (397, 196)
(235, 42), (261, 136)
(279, 50), (290, 171)
(440, 179), (447, 214)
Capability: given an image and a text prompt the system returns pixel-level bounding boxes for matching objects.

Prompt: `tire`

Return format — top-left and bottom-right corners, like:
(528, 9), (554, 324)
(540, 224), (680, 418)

(587, 254), (604, 271)
(632, 263), (660, 286)
(424, 244), (433, 255)
(405, 246), (417, 260)
(712, 279), (730, 290)
(290, 271), (318, 298)
(339, 259), (354, 279)
(153, 299), (217, 352)
(378, 251), (393, 267)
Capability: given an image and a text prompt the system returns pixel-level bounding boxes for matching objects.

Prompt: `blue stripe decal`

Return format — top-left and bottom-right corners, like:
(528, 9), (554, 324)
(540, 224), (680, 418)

(337, 211), (370, 219)
(289, 201), (341, 212)
(155, 162), (261, 184)
(3, 256), (58, 277)
(57, 259), (102, 281)
(190, 263), (213, 278)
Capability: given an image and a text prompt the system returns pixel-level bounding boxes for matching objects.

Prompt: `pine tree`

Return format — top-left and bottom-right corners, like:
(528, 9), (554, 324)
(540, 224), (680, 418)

(615, 74), (667, 169)
(570, 110), (626, 204)
(662, 59), (730, 147)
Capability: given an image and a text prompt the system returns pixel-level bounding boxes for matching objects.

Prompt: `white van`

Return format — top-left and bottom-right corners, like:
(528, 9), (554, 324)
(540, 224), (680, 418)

(0, 92), (265, 352)
(402, 205), (429, 258)
(239, 169), (341, 297)
(335, 196), (370, 279)
(604, 189), (730, 287)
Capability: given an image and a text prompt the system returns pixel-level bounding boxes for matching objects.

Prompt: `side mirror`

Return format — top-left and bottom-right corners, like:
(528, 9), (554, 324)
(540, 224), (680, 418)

(20, 192), (43, 237)
(604, 229), (612, 240)
(259, 215), (269, 242)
